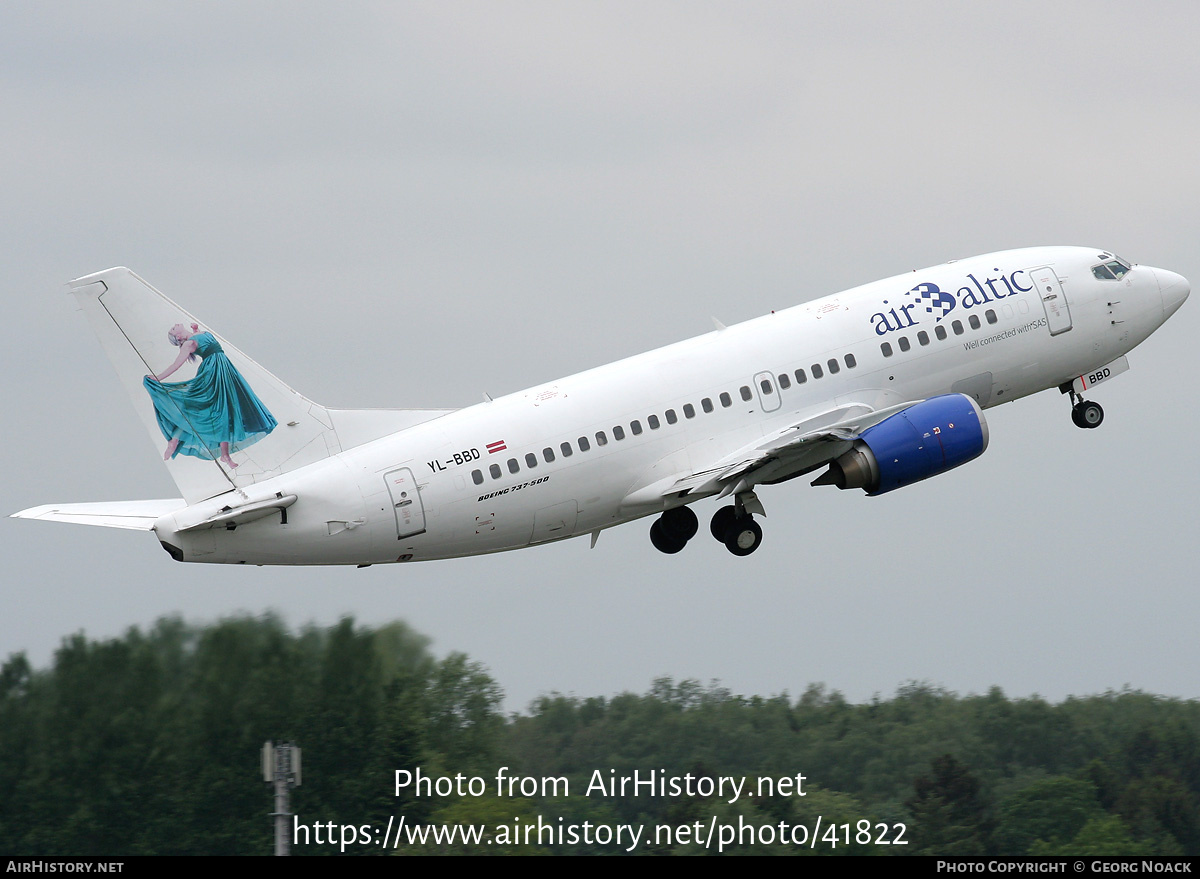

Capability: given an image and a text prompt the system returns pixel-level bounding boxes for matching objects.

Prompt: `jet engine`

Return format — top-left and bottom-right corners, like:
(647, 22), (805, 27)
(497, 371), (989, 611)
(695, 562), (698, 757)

(812, 393), (989, 495)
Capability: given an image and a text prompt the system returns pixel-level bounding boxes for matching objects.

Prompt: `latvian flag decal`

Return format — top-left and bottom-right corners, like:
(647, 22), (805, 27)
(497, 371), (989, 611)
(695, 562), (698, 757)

(486, 440), (507, 454)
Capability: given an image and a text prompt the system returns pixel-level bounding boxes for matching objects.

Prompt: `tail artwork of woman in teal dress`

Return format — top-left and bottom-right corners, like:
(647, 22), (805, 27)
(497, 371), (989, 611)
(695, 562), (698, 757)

(143, 323), (277, 469)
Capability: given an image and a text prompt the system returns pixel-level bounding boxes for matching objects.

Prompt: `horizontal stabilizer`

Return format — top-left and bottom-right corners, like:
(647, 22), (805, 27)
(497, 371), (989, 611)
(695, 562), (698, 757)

(11, 499), (186, 531)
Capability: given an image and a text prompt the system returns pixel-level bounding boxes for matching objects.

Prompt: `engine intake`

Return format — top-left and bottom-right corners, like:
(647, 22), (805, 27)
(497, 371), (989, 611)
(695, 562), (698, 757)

(812, 394), (989, 495)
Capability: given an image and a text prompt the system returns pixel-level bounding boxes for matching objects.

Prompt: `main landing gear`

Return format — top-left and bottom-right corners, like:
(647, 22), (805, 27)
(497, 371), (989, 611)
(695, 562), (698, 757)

(1067, 389), (1104, 429)
(648, 492), (765, 557)
(649, 505), (698, 554)
(710, 505), (762, 556)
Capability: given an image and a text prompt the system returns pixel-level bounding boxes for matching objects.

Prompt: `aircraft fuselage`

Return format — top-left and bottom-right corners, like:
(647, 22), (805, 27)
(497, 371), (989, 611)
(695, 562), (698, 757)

(144, 246), (1187, 564)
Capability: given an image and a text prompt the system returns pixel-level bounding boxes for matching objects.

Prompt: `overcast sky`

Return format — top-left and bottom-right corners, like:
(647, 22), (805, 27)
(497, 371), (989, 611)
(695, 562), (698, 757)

(3, 2), (1197, 712)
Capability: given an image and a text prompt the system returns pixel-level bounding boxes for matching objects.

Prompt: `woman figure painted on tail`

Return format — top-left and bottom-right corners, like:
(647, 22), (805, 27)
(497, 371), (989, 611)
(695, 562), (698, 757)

(143, 323), (277, 469)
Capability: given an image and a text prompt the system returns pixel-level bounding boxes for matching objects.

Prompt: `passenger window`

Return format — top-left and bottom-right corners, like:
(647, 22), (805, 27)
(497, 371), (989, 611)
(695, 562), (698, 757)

(720, 392), (732, 408)
(508, 458), (520, 474)
(740, 385), (752, 401)
(613, 425), (625, 441)
(702, 398), (714, 413)
(472, 469), (483, 485)
(777, 373), (790, 390)
(631, 420), (643, 435)
(917, 331), (929, 346)
(560, 441), (573, 457)
(665, 409), (677, 424)
(827, 358), (840, 374)
(760, 379), (773, 394)
(543, 447), (555, 463)
(595, 431), (607, 446)
(935, 325), (947, 341)
(898, 337), (911, 352)
(952, 320), (964, 335)
(986, 309), (998, 324)
(683, 403), (696, 418)
(648, 414), (660, 430)
(795, 368), (808, 384)
(969, 314), (981, 330)
(881, 342), (893, 357)
(811, 363), (824, 379)
(525, 453), (538, 468)
(845, 353), (857, 369)
(489, 463), (502, 480)
(577, 436), (590, 452)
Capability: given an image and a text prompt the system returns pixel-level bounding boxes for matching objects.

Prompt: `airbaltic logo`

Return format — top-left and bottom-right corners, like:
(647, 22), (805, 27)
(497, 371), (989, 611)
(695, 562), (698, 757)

(870, 269), (1033, 336)
(909, 282), (956, 321)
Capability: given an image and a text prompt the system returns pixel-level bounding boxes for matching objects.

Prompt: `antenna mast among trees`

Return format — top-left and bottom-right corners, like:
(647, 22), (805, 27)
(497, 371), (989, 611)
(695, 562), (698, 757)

(262, 741), (301, 856)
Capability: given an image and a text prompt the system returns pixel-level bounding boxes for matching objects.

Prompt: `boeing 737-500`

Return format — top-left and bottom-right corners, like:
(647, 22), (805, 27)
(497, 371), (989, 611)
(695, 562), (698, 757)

(11, 247), (1189, 563)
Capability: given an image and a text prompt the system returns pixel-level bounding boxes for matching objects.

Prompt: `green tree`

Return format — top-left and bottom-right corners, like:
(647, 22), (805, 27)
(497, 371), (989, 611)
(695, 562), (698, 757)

(1030, 815), (1151, 856)
(994, 776), (1104, 853)
(905, 754), (992, 854)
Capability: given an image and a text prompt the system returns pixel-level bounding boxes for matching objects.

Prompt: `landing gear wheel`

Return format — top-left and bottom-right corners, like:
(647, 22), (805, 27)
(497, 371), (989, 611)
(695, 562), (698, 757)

(723, 516), (763, 557)
(1072, 400), (1104, 429)
(660, 505), (699, 542)
(710, 505), (738, 542)
(650, 520), (687, 554)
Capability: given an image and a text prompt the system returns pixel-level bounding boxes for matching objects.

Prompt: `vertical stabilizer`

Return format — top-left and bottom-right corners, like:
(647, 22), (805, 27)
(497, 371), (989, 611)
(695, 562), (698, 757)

(68, 268), (342, 503)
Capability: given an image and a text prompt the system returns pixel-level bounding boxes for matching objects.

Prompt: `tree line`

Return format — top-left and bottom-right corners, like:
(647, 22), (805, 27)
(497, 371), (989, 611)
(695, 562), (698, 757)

(1, 616), (1196, 855)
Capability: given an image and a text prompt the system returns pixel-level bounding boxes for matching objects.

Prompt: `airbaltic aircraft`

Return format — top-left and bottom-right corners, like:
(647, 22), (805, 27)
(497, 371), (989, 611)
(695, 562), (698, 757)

(12, 247), (1189, 563)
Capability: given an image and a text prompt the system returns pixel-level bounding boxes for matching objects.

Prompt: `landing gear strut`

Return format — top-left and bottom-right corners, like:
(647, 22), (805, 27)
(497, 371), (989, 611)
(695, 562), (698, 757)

(1068, 389), (1104, 429)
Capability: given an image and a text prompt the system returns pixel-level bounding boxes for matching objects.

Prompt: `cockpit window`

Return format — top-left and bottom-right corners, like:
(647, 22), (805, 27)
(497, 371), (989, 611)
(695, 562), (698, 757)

(1093, 258), (1131, 280)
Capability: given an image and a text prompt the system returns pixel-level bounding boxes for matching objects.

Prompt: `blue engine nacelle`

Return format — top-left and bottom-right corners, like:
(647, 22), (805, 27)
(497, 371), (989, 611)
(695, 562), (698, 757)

(812, 394), (989, 495)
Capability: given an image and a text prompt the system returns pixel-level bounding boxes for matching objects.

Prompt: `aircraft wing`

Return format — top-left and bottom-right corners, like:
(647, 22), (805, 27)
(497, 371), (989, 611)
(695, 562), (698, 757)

(10, 499), (187, 530)
(622, 400), (923, 510)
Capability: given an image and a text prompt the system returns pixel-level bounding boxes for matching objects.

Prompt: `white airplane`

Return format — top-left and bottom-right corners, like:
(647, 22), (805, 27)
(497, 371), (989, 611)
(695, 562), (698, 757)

(11, 247), (1189, 563)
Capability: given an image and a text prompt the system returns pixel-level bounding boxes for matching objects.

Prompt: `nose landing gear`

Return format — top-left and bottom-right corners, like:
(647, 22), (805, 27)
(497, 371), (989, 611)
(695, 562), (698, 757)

(1068, 389), (1104, 429)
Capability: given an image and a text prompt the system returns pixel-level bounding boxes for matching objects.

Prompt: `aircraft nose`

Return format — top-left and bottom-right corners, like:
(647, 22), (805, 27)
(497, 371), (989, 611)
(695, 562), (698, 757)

(1154, 268), (1190, 319)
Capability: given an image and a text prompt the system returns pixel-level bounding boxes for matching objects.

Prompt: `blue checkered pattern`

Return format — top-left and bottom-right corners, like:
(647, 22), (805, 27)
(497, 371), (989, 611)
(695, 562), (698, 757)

(907, 282), (955, 320)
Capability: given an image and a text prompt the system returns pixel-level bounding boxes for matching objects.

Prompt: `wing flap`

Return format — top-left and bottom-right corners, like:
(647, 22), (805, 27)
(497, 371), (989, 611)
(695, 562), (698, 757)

(682, 400), (924, 492)
(624, 399), (927, 509)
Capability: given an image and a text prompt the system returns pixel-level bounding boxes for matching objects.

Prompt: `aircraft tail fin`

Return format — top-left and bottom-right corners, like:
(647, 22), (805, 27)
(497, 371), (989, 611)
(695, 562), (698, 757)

(67, 268), (452, 504)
